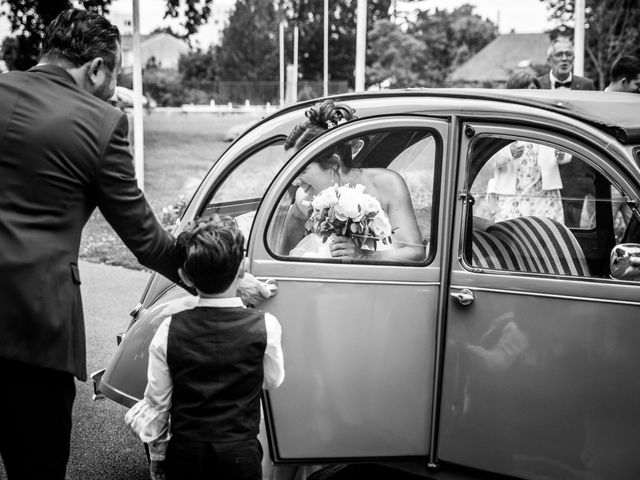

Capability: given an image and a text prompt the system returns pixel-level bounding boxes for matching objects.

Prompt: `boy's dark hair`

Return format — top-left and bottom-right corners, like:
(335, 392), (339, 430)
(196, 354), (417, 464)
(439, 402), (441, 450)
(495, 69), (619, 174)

(41, 9), (121, 71)
(176, 215), (245, 294)
(610, 55), (640, 83)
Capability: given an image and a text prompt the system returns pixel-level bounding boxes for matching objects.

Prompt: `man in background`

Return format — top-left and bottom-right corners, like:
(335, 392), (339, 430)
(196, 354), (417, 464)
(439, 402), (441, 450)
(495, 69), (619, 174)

(538, 36), (596, 227)
(537, 37), (596, 91)
(605, 55), (640, 239)
(605, 55), (640, 93)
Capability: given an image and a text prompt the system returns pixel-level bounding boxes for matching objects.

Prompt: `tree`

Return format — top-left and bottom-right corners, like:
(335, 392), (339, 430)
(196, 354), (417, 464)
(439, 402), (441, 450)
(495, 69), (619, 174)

(277, 0), (392, 88)
(366, 19), (429, 88)
(405, 4), (498, 87)
(364, 4), (497, 88)
(0, 0), (213, 70)
(179, 46), (217, 82)
(540, 0), (640, 89)
(215, 0), (279, 81)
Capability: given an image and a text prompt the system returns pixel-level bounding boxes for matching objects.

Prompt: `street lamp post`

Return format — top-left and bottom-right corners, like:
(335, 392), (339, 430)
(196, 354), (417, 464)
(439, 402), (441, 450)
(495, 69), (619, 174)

(354, 0), (367, 92)
(293, 24), (299, 102)
(323, 0), (329, 97)
(574, 0), (585, 76)
(279, 20), (285, 106)
(131, 0), (144, 190)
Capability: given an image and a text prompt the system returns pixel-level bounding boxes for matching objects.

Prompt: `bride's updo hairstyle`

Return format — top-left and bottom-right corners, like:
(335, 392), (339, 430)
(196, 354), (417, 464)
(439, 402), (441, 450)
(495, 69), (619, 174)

(284, 99), (357, 171)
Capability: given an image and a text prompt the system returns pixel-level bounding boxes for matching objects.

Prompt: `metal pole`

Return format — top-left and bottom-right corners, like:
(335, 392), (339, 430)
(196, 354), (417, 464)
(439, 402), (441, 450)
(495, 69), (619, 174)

(293, 25), (299, 103)
(279, 21), (285, 106)
(323, 0), (329, 97)
(131, 0), (144, 190)
(574, 0), (585, 76)
(354, 0), (367, 92)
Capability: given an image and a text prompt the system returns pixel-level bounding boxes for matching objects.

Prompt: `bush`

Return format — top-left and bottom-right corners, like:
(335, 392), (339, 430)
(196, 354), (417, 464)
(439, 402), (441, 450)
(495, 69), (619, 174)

(160, 195), (189, 231)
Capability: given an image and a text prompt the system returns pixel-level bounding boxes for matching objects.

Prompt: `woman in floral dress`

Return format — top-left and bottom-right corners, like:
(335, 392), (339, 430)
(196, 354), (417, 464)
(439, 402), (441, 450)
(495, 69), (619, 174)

(491, 141), (567, 224)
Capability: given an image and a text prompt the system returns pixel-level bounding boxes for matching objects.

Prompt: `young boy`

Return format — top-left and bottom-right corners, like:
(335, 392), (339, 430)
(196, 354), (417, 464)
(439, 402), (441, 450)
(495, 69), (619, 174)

(125, 215), (284, 480)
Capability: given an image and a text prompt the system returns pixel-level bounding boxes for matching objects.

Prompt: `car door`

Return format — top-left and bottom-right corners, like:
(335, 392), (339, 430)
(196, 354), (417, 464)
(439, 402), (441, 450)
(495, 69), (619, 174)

(439, 123), (640, 479)
(248, 116), (447, 462)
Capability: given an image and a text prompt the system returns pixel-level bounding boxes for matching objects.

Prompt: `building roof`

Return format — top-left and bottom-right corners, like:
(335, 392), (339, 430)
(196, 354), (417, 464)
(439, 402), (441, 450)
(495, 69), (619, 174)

(449, 33), (549, 84)
(120, 32), (186, 52)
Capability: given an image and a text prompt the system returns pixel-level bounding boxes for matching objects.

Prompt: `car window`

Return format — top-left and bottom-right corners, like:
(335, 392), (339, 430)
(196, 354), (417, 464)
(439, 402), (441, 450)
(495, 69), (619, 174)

(200, 139), (285, 242)
(464, 135), (639, 281)
(266, 129), (439, 265)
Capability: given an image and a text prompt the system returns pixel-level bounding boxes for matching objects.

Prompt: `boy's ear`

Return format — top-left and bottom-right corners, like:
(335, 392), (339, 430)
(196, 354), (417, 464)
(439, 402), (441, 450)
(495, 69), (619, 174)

(237, 257), (248, 279)
(178, 267), (195, 288)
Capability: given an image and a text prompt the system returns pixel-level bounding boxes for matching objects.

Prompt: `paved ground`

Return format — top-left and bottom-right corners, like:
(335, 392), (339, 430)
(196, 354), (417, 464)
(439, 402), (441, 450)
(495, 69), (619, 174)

(0, 261), (426, 480)
(0, 261), (151, 480)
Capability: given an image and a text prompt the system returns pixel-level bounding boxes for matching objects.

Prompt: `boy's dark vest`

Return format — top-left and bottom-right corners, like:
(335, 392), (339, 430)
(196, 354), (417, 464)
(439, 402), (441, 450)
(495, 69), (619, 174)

(167, 306), (266, 443)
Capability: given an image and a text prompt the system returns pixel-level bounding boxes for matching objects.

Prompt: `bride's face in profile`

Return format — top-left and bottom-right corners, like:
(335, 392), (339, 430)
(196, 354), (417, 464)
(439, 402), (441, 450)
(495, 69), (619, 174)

(295, 161), (334, 197)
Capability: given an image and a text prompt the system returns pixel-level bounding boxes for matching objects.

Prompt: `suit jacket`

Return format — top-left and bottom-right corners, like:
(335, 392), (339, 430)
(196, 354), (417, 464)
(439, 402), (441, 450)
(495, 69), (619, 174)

(537, 73), (596, 91)
(0, 65), (182, 380)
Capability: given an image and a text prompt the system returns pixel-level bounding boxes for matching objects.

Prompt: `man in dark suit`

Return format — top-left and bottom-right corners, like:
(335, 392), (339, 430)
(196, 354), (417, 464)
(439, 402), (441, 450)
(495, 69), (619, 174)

(0, 9), (272, 480)
(537, 37), (596, 91)
(537, 36), (596, 227)
(0, 10), (181, 480)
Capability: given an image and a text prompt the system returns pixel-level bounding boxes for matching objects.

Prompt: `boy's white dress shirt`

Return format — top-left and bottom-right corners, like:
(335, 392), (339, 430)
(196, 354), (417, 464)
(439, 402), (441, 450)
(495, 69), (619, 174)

(124, 296), (284, 461)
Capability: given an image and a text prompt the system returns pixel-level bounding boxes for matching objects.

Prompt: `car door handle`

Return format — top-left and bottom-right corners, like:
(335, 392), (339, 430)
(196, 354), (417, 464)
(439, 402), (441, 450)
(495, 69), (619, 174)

(450, 288), (475, 306)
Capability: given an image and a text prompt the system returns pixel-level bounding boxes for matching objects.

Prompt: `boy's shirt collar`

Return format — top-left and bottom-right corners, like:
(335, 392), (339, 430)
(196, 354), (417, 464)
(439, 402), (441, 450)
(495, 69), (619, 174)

(197, 297), (245, 308)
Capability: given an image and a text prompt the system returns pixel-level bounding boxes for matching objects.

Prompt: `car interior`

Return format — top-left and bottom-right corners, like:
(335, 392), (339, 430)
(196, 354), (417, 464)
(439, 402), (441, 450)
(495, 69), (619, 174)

(465, 136), (638, 279)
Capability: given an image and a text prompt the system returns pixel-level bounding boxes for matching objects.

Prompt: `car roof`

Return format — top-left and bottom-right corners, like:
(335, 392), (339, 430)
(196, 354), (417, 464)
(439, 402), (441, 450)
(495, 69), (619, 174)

(285, 88), (640, 145)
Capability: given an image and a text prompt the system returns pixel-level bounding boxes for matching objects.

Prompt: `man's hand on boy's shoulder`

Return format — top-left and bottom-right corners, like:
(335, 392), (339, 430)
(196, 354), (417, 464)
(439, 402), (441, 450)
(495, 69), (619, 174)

(238, 273), (278, 306)
(150, 460), (166, 480)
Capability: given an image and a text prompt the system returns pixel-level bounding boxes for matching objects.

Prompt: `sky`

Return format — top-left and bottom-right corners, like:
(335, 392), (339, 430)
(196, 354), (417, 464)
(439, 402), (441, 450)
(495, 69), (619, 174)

(0, 0), (555, 46)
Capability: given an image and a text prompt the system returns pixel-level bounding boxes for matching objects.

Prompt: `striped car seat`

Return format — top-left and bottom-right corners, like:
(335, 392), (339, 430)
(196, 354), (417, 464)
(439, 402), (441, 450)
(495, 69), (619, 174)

(472, 216), (590, 276)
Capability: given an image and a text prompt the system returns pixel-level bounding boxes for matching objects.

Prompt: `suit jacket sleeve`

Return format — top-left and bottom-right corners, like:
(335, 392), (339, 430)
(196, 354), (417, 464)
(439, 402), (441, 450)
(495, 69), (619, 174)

(94, 113), (182, 284)
(576, 76), (596, 91)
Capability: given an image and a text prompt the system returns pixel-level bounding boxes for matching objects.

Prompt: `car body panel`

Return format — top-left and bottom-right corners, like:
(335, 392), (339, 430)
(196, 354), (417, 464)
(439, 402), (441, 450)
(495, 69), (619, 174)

(98, 90), (640, 479)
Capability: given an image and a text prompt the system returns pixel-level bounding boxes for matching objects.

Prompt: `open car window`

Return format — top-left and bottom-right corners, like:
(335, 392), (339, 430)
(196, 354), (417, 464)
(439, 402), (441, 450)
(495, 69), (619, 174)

(266, 128), (440, 265)
(200, 139), (285, 243)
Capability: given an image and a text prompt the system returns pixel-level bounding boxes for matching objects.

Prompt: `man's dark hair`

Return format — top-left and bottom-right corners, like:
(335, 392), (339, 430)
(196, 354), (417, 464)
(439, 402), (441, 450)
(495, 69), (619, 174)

(610, 55), (640, 83)
(41, 9), (121, 70)
(176, 215), (245, 294)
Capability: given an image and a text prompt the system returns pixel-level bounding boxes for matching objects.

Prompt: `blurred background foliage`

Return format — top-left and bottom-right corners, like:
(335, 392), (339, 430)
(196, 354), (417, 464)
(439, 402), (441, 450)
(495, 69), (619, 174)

(1, 0), (639, 97)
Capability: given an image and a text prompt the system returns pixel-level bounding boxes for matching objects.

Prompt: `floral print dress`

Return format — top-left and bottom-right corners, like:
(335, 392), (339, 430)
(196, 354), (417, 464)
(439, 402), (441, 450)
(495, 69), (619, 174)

(494, 143), (564, 223)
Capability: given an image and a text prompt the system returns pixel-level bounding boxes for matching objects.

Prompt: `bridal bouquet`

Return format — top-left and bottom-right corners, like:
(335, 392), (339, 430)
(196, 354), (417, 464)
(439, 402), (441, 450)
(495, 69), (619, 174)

(304, 184), (393, 250)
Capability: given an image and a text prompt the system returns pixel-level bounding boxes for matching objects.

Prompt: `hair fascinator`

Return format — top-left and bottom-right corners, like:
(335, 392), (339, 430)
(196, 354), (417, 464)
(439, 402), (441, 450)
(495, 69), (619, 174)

(305, 100), (356, 130)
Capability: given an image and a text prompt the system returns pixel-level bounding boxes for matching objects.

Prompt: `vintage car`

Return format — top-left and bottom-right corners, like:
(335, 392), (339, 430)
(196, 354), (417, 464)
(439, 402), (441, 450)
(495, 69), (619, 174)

(94, 89), (640, 479)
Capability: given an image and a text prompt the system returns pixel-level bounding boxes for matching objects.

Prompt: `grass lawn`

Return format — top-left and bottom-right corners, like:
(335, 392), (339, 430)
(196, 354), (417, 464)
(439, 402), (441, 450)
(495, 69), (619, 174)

(79, 111), (262, 270)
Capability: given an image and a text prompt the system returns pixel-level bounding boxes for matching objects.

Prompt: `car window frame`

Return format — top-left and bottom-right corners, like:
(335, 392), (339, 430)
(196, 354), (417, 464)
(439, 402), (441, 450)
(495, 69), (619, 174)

(458, 123), (640, 284)
(262, 121), (444, 268)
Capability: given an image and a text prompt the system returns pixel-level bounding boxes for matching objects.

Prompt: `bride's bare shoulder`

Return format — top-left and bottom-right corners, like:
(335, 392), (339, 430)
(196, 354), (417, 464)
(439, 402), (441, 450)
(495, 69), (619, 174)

(363, 168), (407, 191)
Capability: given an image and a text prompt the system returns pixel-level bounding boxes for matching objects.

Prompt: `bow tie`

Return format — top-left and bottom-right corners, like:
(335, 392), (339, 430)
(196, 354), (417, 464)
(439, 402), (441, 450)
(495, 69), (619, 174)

(554, 80), (572, 89)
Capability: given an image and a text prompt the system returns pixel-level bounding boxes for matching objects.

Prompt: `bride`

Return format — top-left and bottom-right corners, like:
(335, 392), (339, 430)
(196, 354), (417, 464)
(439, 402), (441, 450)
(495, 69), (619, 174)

(282, 100), (425, 262)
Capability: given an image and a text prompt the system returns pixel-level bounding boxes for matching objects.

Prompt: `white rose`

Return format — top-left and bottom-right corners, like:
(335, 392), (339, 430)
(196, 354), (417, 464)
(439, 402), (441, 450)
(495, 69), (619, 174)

(360, 193), (382, 216)
(311, 186), (338, 211)
(369, 212), (392, 239)
(334, 186), (365, 221)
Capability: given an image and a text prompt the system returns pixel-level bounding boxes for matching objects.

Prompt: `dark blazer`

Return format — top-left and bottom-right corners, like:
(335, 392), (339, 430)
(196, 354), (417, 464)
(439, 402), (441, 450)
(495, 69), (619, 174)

(537, 73), (596, 91)
(537, 71), (597, 226)
(0, 65), (181, 380)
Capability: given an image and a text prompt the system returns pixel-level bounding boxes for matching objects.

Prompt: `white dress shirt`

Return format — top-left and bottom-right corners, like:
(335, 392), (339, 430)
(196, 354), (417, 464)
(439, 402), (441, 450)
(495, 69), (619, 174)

(549, 71), (573, 89)
(124, 296), (284, 461)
